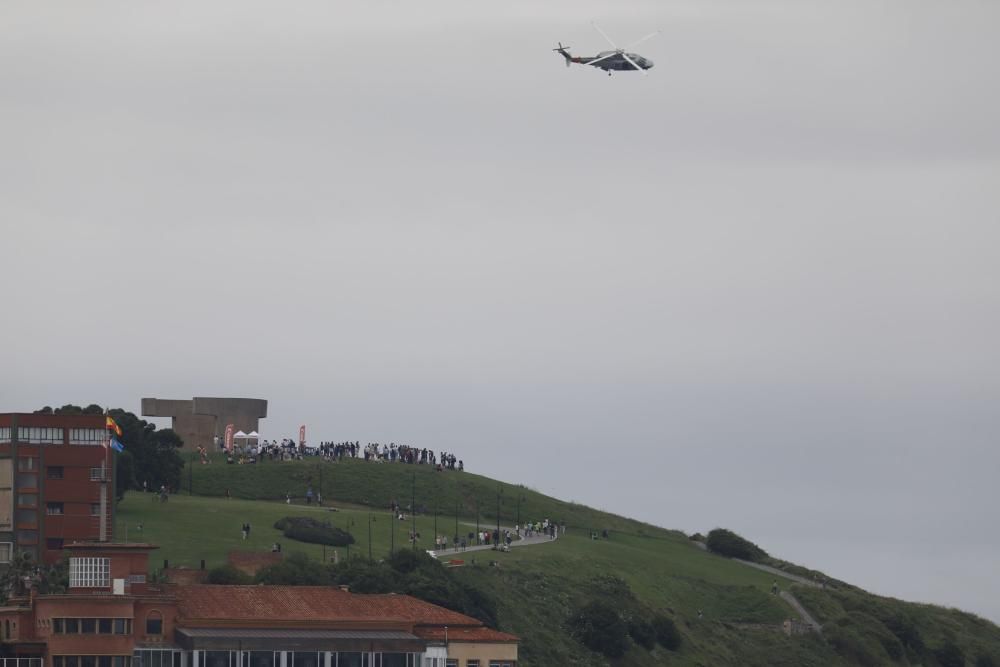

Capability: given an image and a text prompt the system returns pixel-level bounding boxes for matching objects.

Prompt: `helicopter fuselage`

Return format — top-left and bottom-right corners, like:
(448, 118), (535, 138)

(573, 51), (654, 71)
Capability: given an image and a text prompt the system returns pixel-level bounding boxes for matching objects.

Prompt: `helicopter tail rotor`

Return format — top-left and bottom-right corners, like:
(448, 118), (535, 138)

(553, 42), (572, 67)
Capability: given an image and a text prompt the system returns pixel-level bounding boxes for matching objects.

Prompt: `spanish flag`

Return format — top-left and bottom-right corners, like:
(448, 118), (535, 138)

(106, 415), (122, 437)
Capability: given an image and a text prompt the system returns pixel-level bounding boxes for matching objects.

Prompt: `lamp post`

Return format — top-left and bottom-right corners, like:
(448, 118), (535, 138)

(496, 484), (502, 549)
(411, 472), (416, 552)
(368, 513), (373, 563)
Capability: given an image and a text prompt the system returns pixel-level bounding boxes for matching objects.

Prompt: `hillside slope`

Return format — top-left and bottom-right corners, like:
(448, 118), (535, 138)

(120, 458), (1000, 666)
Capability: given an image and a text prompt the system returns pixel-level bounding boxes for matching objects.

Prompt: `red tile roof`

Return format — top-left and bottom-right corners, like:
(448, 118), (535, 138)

(171, 585), (483, 628)
(413, 626), (519, 643)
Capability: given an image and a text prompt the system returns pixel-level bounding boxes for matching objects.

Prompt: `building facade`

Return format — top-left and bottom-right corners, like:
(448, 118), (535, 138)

(0, 544), (517, 667)
(0, 415), (114, 565)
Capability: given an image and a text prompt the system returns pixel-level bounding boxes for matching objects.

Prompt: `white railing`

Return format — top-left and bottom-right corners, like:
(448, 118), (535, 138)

(0, 659), (43, 667)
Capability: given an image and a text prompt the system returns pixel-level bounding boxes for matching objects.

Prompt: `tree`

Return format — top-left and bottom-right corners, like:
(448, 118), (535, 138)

(254, 553), (331, 586)
(706, 528), (768, 562)
(206, 565), (252, 585)
(0, 552), (37, 603)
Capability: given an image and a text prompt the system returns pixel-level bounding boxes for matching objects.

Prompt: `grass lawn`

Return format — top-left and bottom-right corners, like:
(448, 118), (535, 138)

(177, 455), (677, 540)
(115, 492), (478, 569)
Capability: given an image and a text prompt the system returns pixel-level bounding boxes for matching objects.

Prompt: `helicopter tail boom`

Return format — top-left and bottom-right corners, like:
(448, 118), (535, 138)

(553, 42), (572, 67)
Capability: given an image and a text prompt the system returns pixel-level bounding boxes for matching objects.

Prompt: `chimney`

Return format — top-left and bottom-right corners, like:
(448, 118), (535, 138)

(339, 585), (350, 593)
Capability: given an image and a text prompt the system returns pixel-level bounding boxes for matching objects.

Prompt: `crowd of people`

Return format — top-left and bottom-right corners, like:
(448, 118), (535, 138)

(319, 441), (464, 471)
(433, 518), (564, 553)
(199, 437), (466, 473)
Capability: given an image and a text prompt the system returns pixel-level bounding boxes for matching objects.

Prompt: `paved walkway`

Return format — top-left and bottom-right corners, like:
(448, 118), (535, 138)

(690, 542), (823, 630)
(733, 559), (822, 588)
(429, 532), (559, 559)
(780, 591), (823, 632)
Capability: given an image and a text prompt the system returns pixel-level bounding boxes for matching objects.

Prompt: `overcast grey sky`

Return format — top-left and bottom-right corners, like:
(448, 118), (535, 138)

(2, 0), (998, 622)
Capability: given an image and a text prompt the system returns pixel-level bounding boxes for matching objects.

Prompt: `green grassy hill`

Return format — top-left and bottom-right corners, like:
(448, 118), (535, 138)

(116, 457), (1000, 666)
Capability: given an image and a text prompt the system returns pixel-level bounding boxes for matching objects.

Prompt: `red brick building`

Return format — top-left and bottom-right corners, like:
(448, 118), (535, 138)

(0, 415), (115, 565)
(0, 543), (518, 667)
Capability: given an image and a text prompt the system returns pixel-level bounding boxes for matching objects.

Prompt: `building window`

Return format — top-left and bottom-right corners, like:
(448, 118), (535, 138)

(48, 466), (65, 480)
(47, 538), (66, 551)
(90, 467), (108, 481)
(16, 530), (38, 544)
(54, 657), (131, 667)
(16, 427), (64, 444)
(54, 618), (131, 635)
(134, 651), (181, 667)
(70, 428), (107, 445)
(47, 502), (65, 516)
(466, 662), (480, 667)
(15, 509), (37, 525)
(145, 611), (163, 635)
(445, 661), (458, 667)
(0, 427), (11, 443)
(69, 557), (110, 588)
(91, 503), (102, 516)
(0, 543), (12, 563)
(17, 457), (38, 472)
(16, 473), (38, 489)
(17, 494), (37, 507)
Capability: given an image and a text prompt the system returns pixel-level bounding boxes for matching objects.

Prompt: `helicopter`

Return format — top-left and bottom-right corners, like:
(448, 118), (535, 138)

(554, 23), (660, 75)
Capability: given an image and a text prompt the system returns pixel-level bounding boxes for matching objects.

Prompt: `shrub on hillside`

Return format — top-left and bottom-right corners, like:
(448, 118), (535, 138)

(273, 516), (355, 547)
(825, 621), (894, 667)
(651, 614), (682, 651)
(206, 564), (252, 585)
(705, 528), (768, 562)
(588, 574), (636, 602)
(568, 600), (629, 658)
(628, 619), (656, 650)
(977, 654), (998, 667)
(934, 641), (965, 667)
(840, 612), (904, 661)
(255, 552), (332, 585)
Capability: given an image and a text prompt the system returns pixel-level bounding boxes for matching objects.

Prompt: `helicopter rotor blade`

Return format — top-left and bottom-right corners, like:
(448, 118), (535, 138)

(624, 30), (660, 50)
(591, 22), (618, 50)
(621, 52), (647, 75)
(583, 52), (617, 69)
